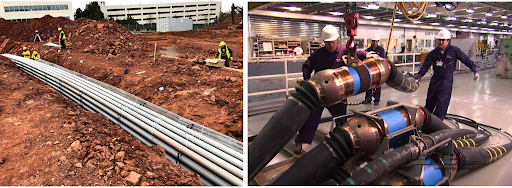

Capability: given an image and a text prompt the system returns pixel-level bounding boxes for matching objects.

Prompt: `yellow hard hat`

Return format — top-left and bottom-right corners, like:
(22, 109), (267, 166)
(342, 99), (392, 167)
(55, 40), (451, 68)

(23, 47), (27, 50)
(35, 30), (38, 32)
(33, 51), (38, 54)
(219, 41), (226, 46)
(58, 28), (62, 31)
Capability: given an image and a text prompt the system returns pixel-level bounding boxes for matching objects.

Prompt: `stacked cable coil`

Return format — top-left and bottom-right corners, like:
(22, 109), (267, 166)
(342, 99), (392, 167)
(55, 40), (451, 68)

(2, 54), (243, 186)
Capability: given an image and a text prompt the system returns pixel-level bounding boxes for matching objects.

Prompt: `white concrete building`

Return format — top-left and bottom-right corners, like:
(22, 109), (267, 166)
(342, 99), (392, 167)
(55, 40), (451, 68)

(0, 1), (73, 22)
(99, 1), (221, 25)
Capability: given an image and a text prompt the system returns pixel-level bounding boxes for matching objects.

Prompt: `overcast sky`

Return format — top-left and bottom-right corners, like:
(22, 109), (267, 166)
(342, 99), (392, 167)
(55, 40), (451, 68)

(70, 0), (243, 12)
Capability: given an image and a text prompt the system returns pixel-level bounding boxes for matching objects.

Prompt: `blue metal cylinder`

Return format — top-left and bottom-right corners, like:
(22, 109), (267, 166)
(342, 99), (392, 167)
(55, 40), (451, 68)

(376, 109), (407, 134)
(346, 66), (361, 96)
(362, 64), (373, 89)
(422, 158), (443, 186)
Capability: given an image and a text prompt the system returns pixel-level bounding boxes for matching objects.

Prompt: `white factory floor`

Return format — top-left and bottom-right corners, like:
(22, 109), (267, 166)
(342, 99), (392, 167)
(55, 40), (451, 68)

(248, 68), (512, 185)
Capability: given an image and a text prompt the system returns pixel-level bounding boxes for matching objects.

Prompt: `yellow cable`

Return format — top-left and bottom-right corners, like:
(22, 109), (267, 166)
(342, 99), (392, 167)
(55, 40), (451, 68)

(468, 139), (476, 147)
(489, 147), (498, 160)
(457, 140), (465, 147)
(396, 2), (428, 21)
(499, 146), (507, 154)
(484, 148), (493, 162)
(452, 140), (458, 148)
(386, 3), (397, 53)
(495, 147), (503, 158)
(463, 139), (471, 147)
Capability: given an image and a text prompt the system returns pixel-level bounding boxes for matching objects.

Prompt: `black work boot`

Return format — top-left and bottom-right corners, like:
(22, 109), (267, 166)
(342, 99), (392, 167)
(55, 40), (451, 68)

(293, 142), (303, 154)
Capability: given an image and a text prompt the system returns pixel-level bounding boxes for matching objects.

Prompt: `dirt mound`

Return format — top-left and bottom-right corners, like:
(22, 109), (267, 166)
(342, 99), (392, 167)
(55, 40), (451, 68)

(141, 29), (243, 68)
(2, 16), (242, 141)
(201, 13), (242, 30)
(72, 18), (151, 55)
(0, 18), (15, 38)
(0, 58), (203, 186)
(0, 15), (151, 56)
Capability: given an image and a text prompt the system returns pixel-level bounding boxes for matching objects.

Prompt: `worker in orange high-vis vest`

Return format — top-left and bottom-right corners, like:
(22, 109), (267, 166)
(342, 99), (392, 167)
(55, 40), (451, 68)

(216, 41), (233, 67)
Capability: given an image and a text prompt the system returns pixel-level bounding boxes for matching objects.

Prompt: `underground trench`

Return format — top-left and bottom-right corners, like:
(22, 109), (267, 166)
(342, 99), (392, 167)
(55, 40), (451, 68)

(2, 54), (243, 186)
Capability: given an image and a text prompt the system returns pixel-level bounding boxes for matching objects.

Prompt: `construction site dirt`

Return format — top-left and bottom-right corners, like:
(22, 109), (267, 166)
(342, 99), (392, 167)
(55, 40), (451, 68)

(0, 14), (242, 186)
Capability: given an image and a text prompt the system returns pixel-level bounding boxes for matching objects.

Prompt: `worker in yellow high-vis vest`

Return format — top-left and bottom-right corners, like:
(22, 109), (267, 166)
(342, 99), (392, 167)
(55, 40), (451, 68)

(31, 51), (40, 60)
(216, 41), (233, 67)
(58, 27), (66, 52)
(22, 47), (30, 58)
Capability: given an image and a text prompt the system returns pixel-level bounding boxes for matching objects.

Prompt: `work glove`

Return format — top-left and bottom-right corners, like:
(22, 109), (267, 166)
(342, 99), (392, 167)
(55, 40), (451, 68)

(366, 51), (379, 59)
(296, 79), (303, 85)
(230, 57), (233, 60)
(413, 74), (421, 84)
(474, 72), (479, 81)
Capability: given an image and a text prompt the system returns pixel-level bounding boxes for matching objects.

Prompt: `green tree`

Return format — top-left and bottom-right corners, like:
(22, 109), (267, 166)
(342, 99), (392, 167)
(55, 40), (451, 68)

(75, 2), (104, 21)
(115, 15), (138, 25)
(74, 8), (83, 20)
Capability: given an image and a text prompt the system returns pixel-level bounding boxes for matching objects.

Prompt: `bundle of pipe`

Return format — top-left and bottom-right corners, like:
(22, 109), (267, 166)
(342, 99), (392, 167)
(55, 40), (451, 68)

(249, 57), (420, 180)
(455, 142), (512, 170)
(320, 133), (490, 186)
(338, 128), (475, 185)
(272, 105), (446, 185)
(452, 134), (490, 148)
(2, 54), (243, 186)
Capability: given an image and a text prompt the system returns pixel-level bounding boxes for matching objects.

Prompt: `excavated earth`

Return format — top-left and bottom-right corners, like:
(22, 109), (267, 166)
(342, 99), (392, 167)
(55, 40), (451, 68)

(0, 14), (242, 186)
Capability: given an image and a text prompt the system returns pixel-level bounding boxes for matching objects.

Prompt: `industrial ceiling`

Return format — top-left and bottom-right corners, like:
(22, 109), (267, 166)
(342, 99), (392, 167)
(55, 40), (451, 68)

(249, 2), (512, 32)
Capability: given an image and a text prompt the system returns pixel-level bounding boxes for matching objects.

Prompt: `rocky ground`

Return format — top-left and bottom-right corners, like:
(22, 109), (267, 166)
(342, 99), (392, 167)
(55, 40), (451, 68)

(0, 14), (242, 186)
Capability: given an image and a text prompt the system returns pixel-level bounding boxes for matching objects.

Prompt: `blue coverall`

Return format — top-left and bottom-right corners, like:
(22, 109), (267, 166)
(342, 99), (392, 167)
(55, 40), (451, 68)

(415, 44), (480, 120)
(364, 45), (386, 104)
(296, 44), (368, 144)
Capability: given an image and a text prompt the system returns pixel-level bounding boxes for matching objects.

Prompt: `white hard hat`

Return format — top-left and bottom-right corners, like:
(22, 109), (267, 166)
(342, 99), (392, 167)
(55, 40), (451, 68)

(437, 29), (451, 39)
(371, 34), (380, 41)
(321, 25), (340, 41)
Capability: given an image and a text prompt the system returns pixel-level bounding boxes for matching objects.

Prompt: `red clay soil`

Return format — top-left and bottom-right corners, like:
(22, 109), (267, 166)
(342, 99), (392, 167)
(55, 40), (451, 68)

(0, 15), (242, 185)
(139, 13), (243, 68)
(0, 15), (242, 140)
(0, 57), (202, 186)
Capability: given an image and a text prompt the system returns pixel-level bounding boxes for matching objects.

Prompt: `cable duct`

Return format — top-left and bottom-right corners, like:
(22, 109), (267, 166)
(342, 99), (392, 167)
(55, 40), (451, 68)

(2, 54), (243, 186)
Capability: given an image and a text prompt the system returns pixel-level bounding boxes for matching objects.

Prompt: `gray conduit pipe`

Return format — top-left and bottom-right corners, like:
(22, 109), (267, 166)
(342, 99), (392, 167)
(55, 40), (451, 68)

(55, 66), (244, 165)
(17, 64), (97, 113)
(34, 59), (243, 161)
(30, 58), (243, 165)
(16, 63), (228, 186)
(23, 58), (243, 179)
(37, 66), (221, 186)
(6, 55), (241, 185)
(13, 58), (234, 186)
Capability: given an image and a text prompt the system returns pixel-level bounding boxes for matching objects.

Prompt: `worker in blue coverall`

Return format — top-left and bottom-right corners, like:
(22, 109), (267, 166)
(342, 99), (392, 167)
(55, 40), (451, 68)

(363, 34), (386, 106)
(414, 29), (480, 120)
(294, 25), (368, 154)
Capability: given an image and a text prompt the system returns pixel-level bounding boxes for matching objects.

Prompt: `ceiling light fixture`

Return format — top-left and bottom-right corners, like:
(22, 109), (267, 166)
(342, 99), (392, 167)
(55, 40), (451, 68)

(428, 14), (438, 18)
(367, 3), (379, 10)
(501, 15), (508, 19)
(466, 9), (475, 13)
(283, 6), (302, 11)
(430, 22), (440, 25)
(444, 16), (457, 21)
(413, 20), (422, 24)
(447, 24), (456, 27)
(486, 12), (493, 16)
(363, 15), (376, 19)
(329, 11), (344, 16)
